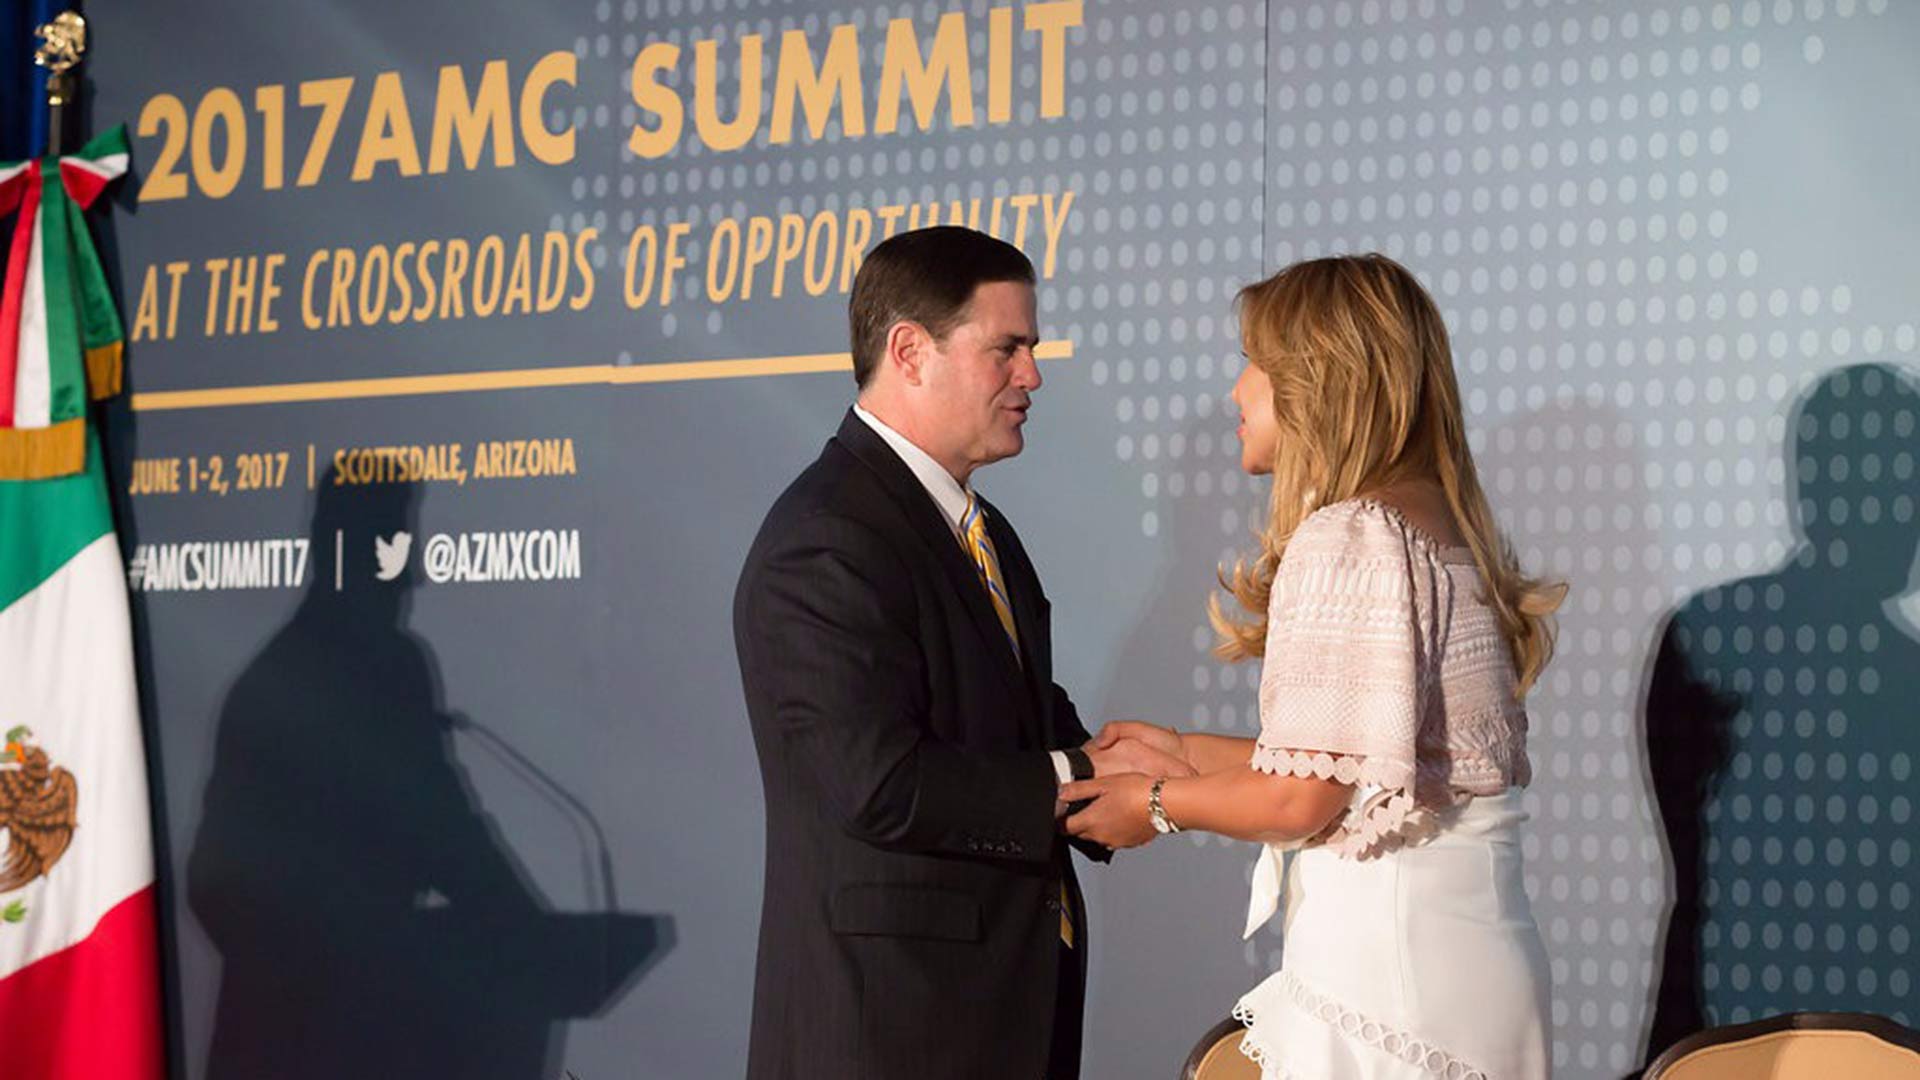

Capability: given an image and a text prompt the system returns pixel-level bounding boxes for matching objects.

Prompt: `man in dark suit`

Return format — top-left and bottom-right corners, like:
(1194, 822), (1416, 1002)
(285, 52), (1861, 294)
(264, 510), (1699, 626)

(734, 227), (1186, 1080)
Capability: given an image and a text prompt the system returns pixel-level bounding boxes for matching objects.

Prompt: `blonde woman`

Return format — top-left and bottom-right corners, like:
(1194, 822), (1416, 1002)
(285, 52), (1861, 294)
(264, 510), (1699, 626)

(1062, 254), (1563, 1079)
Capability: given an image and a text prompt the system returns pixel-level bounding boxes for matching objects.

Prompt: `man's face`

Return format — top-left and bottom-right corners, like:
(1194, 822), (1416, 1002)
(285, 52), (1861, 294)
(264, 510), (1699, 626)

(917, 281), (1041, 475)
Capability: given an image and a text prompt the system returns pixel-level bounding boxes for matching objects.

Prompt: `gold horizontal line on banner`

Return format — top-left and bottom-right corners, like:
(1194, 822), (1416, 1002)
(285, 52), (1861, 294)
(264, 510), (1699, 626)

(128, 341), (1076, 412)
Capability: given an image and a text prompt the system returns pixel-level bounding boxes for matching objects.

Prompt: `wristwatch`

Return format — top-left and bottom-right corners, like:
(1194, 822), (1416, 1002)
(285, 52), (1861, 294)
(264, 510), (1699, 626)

(1147, 777), (1181, 835)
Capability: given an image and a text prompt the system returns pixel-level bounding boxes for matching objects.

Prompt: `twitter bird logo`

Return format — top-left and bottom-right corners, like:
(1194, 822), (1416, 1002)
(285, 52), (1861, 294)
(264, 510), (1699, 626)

(374, 531), (412, 581)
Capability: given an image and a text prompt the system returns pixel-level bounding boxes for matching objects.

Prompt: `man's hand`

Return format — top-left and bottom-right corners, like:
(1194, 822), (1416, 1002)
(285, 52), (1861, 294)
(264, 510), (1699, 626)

(1086, 735), (1195, 779)
(1092, 721), (1187, 764)
(1061, 775), (1158, 849)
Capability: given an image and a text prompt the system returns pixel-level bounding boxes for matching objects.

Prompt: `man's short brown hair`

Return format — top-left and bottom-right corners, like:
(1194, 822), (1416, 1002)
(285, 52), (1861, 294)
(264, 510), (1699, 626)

(848, 227), (1036, 388)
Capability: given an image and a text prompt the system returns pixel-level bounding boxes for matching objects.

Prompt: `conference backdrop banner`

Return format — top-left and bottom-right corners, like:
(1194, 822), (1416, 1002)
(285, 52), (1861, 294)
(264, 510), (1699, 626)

(72, 0), (1919, 1076)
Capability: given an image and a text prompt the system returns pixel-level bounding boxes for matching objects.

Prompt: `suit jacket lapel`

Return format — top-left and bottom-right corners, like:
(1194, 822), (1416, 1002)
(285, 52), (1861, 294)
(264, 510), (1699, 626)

(832, 411), (1030, 707)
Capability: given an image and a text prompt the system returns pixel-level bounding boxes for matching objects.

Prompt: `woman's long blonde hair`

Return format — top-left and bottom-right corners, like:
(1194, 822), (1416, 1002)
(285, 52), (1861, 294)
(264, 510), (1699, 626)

(1209, 254), (1566, 695)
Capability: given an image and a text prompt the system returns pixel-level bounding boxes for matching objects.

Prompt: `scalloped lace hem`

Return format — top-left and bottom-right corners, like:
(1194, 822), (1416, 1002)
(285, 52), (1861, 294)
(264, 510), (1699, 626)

(1249, 747), (1470, 858)
(1328, 789), (1441, 859)
(1228, 1009), (1303, 1079)
(1235, 970), (1489, 1080)
(1249, 744), (1409, 787)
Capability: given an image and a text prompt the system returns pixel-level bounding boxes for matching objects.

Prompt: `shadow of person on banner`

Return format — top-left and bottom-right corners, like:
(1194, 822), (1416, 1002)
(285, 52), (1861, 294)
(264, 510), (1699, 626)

(188, 470), (667, 1080)
(1643, 363), (1920, 1064)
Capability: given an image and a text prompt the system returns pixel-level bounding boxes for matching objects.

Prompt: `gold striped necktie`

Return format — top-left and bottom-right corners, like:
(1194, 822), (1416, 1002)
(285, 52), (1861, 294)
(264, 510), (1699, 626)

(961, 493), (1072, 947)
(960, 492), (1021, 662)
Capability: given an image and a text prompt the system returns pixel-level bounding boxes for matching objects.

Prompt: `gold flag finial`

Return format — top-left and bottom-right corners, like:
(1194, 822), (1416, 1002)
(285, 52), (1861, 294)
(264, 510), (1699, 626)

(33, 11), (87, 79)
(34, 12), (88, 153)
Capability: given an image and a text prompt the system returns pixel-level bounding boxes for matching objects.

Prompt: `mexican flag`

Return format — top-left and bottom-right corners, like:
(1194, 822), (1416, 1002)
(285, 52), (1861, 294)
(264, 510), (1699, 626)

(0, 125), (164, 1077)
(1, 127), (129, 480)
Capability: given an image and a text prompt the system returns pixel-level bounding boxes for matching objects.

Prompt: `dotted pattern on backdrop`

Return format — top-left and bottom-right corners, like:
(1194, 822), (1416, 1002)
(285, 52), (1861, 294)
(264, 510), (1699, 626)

(566, 1), (1919, 1077)
(1235, 1), (1916, 1076)
(1647, 362), (1918, 1044)
(565, 0), (1267, 364)
(574, 0), (1271, 1062)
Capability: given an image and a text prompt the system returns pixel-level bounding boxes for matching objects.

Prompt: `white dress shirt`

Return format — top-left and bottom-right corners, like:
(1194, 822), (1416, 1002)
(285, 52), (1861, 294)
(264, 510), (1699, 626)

(852, 404), (1076, 787)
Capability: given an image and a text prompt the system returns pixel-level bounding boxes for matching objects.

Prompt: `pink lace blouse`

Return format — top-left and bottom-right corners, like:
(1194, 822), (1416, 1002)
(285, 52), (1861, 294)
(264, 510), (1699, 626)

(1251, 498), (1532, 858)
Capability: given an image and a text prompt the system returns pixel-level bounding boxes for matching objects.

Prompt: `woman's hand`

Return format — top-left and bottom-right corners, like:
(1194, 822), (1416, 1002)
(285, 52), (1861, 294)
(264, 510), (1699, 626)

(1060, 774), (1159, 849)
(1091, 720), (1187, 765)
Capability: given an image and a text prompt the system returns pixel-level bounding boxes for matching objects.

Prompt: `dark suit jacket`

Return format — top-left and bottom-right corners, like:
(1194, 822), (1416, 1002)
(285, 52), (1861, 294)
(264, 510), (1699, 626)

(734, 410), (1105, 1080)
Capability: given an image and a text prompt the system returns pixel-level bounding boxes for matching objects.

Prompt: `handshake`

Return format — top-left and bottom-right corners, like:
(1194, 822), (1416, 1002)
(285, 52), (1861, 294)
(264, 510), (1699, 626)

(1058, 721), (1194, 851)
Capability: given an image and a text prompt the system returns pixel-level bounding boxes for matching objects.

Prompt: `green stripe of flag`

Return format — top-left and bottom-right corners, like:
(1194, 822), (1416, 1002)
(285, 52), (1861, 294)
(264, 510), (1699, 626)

(40, 159), (86, 425)
(0, 431), (115, 611)
(69, 194), (125, 359)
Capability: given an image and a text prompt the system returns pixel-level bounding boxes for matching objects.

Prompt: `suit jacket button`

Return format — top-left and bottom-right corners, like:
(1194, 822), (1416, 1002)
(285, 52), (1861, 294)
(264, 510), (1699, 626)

(1045, 895), (1061, 913)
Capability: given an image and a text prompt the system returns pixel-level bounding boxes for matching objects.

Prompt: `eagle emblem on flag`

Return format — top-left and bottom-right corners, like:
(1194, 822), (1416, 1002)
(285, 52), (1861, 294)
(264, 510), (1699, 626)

(0, 726), (78, 922)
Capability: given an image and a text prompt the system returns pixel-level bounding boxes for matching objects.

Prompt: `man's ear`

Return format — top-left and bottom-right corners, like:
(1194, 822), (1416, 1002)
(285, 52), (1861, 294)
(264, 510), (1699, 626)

(884, 320), (932, 386)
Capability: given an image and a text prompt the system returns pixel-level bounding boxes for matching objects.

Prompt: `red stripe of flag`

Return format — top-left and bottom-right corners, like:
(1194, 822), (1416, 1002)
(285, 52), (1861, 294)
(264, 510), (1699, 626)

(0, 164), (43, 426)
(0, 885), (166, 1079)
(59, 159), (116, 210)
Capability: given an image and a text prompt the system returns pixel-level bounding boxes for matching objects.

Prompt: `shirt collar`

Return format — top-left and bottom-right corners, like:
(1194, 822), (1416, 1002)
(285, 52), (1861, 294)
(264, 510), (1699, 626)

(852, 403), (972, 537)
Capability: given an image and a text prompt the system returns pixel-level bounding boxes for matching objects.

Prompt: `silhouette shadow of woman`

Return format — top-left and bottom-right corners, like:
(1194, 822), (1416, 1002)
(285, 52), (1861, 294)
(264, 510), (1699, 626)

(1644, 363), (1920, 1061)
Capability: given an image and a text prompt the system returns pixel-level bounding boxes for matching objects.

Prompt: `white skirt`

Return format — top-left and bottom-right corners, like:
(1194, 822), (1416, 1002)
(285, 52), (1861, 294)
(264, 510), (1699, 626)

(1234, 789), (1551, 1080)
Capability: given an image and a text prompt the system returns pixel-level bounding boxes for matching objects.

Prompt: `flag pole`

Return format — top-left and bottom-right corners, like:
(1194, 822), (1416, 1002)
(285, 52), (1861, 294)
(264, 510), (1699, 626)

(34, 11), (88, 158)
